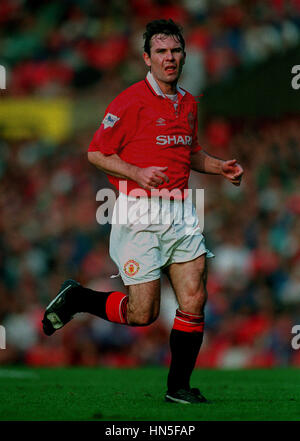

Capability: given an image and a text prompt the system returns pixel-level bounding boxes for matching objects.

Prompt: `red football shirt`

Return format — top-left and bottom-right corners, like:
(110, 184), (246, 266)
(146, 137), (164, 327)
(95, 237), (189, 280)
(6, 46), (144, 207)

(88, 73), (202, 197)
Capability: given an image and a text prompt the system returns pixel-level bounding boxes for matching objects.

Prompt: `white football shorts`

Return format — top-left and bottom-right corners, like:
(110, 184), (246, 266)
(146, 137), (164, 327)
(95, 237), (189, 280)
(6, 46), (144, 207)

(109, 192), (214, 286)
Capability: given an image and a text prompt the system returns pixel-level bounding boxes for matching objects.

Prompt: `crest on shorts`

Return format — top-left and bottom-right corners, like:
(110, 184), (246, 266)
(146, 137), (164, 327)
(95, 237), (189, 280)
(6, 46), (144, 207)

(124, 259), (140, 277)
(102, 113), (120, 129)
(188, 112), (195, 130)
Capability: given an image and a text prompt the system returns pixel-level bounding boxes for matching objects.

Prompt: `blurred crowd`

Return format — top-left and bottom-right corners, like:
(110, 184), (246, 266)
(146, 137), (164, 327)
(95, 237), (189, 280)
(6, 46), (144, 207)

(1, 0), (300, 369)
(1, 0), (300, 97)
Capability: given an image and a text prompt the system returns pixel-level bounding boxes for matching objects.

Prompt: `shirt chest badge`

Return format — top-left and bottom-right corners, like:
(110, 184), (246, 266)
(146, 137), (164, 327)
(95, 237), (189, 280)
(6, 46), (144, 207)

(188, 112), (195, 130)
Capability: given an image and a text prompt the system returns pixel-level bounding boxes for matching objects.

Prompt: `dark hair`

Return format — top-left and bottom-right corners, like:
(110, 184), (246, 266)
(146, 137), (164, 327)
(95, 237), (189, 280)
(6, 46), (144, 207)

(143, 19), (185, 56)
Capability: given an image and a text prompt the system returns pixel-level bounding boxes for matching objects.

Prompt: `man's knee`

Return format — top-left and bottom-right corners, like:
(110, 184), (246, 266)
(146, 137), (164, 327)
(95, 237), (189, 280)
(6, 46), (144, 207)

(127, 279), (160, 326)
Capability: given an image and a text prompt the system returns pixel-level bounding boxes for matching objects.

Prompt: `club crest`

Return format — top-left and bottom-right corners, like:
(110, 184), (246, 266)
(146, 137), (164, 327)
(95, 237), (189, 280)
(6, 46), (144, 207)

(188, 112), (195, 130)
(124, 259), (140, 277)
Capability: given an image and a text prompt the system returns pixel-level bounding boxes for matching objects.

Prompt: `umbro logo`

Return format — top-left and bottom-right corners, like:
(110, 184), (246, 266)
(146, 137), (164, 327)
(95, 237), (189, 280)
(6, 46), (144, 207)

(156, 118), (166, 126)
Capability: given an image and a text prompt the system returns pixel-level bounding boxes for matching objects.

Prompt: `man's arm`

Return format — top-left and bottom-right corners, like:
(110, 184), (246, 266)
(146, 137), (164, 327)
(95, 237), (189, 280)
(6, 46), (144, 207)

(87, 151), (169, 190)
(191, 150), (224, 175)
(191, 150), (244, 186)
(88, 151), (138, 180)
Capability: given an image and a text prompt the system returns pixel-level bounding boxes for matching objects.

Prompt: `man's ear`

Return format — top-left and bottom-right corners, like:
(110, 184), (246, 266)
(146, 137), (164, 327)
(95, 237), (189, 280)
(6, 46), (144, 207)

(143, 52), (151, 68)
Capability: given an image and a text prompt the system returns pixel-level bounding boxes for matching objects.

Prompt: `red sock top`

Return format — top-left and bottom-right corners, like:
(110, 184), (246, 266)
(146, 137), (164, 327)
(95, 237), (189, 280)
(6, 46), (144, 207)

(105, 292), (128, 324)
(173, 309), (204, 333)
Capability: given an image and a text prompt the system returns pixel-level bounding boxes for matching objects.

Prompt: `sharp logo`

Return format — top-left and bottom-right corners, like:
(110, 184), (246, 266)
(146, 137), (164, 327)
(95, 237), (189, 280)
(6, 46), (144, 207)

(156, 135), (192, 146)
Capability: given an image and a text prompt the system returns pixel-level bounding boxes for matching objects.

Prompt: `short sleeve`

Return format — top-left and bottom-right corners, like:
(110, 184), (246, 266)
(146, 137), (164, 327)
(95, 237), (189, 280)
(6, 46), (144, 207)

(88, 96), (136, 155)
(191, 104), (202, 154)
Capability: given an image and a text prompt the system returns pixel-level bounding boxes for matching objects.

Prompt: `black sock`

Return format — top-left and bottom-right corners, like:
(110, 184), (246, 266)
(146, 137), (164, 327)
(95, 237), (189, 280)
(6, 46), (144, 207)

(67, 285), (113, 319)
(167, 329), (203, 393)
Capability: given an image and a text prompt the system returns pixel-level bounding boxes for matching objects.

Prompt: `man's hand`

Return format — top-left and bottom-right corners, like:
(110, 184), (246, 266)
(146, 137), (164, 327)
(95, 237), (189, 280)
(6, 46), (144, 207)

(134, 166), (169, 190)
(221, 159), (243, 186)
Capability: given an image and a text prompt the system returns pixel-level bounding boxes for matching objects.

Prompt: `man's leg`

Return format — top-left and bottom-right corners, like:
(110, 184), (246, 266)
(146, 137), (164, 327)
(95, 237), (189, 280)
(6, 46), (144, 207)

(42, 278), (161, 335)
(127, 280), (161, 325)
(164, 254), (208, 402)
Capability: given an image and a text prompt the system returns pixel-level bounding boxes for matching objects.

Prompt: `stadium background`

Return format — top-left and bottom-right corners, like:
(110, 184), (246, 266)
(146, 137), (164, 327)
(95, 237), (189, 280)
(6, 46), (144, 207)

(0, 0), (300, 371)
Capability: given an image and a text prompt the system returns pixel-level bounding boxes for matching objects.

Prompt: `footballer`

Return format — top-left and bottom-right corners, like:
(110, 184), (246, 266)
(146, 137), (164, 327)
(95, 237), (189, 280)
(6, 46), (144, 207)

(42, 19), (243, 404)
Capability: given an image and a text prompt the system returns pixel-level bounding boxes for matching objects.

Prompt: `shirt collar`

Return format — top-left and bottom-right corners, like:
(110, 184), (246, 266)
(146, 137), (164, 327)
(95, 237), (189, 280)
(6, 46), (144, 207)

(146, 71), (186, 97)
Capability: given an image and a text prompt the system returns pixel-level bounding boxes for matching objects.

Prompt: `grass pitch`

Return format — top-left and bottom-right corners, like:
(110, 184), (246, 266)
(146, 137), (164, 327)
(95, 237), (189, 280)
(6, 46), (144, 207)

(0, 366), (299, 421)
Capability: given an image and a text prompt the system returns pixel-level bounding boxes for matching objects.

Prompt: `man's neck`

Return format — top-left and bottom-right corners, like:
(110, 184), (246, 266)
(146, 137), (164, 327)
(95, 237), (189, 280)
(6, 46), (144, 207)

(156, 80), (177, 95)
(146, 72), (186, 98)
(149, 72), (177, 95)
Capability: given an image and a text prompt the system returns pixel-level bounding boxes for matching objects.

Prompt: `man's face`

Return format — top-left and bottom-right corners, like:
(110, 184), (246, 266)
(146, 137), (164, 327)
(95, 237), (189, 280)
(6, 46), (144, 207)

(143, 34), (186, 92)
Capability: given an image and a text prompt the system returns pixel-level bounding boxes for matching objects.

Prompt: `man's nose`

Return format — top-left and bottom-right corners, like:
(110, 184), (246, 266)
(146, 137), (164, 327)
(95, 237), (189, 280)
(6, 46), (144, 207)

(165, 50), (175, 60)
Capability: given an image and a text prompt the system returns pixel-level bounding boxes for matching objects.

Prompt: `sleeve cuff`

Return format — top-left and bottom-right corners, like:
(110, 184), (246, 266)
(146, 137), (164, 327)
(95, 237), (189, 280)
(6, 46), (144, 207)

(88, 144), (118, 155)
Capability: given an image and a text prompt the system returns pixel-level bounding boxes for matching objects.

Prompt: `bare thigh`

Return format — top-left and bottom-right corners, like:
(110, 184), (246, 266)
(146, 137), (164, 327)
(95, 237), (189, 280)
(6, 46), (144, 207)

(127, 278), (161, 326)
(165, 254), (208, 315)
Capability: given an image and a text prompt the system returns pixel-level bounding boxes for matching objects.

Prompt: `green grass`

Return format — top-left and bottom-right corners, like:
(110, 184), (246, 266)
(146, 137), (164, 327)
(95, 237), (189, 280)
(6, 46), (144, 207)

(0, 367), (299, 421)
